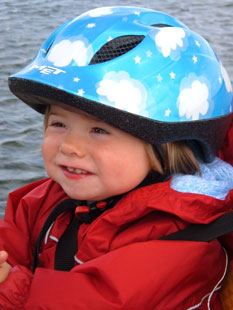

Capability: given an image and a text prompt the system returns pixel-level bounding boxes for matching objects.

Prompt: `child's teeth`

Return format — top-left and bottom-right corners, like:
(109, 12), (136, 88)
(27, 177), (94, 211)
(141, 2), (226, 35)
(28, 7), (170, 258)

(67, 167), (87, 174)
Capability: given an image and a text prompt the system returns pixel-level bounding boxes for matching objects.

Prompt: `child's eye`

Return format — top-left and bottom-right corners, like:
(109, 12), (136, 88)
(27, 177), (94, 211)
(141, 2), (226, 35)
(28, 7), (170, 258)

(50, 122), (66, 128)
(91, 127), (109, 134)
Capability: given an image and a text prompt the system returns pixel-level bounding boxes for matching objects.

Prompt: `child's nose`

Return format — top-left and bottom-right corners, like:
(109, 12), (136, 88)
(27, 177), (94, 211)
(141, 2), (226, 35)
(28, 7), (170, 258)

(59, 134), (87, 158)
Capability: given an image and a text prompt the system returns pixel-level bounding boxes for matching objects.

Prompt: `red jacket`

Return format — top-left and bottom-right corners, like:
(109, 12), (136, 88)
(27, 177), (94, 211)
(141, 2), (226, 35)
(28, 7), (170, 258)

(0, 173), (233, 310)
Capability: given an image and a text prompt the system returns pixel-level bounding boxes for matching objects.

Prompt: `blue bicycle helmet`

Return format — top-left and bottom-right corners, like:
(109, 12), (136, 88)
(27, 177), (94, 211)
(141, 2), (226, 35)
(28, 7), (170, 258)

(8, 6), (233, 162)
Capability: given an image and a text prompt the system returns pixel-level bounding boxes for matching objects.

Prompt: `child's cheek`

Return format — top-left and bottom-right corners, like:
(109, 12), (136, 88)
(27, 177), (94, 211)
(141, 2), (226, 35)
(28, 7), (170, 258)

(41, 137), (54, 161)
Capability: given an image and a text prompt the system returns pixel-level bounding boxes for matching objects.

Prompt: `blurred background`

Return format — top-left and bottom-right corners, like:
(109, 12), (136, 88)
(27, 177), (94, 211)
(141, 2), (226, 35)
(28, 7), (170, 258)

(0, 0), (233, 217)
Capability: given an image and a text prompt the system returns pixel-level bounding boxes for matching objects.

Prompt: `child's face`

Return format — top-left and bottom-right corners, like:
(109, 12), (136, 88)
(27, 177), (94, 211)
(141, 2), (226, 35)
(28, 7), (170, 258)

(42, 104), (151, 201)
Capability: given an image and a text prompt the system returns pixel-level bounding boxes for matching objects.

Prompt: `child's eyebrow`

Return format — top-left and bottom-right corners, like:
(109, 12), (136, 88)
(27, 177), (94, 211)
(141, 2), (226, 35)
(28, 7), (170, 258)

(48, 109), (104, 123)
(47, 112), (63, 120)
(77, 110), (102, 122)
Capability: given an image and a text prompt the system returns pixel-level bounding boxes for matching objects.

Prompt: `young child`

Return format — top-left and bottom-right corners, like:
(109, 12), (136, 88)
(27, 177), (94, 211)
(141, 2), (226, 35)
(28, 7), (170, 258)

(1, 6), (233, 309)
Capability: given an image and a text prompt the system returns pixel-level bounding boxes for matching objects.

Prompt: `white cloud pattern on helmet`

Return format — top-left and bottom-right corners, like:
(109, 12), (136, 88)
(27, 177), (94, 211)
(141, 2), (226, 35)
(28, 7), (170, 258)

(47, 39), (93, 67)
(155, 28), (186, 58)
(221, 64), (232, 93)
(96, 71), (148, 116)
(178, 79), (209, 120)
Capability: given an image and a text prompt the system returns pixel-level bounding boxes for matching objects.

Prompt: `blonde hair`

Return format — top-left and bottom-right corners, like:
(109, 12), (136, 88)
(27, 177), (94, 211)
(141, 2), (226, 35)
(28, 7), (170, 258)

(44, 105), (50, 130)
(145, 141), (200, 175)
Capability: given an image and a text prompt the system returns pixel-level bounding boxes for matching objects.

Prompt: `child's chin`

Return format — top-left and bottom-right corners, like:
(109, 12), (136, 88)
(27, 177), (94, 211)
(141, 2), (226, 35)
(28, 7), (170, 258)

(67, 192), (106, 202)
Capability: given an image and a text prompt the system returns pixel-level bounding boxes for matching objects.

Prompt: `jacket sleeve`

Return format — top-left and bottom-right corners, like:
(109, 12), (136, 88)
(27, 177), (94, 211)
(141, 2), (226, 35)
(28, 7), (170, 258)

(0, 180), (49, 268)
(0, 182), (37, 310)
(0, 212), (33, 310)
(0, 266), (32, 310)
(21, 239), (225, 310)
(0, 178), (65, 268)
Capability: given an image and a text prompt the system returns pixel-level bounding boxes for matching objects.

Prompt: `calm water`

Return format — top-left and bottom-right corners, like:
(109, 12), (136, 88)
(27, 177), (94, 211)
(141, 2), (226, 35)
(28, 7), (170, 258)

(0, 0), (233, 216)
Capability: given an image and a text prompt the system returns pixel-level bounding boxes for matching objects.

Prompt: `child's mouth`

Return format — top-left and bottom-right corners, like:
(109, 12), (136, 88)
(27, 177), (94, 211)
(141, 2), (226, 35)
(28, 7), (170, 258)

(64, 166), (89, 175)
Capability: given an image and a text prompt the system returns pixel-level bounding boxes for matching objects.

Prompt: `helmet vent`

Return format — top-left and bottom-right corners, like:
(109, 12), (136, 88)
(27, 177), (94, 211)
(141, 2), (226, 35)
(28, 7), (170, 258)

(151, 24), (173, 28)
(90, 35), (145, 64)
